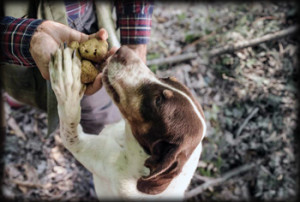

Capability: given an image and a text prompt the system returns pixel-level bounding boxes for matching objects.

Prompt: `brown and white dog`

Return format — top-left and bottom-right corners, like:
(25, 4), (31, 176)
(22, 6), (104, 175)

(49, 45), (206, 200)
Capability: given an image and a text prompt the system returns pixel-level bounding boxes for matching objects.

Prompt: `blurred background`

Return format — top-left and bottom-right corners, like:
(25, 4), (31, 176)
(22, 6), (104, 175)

(148, 2), (298, 201)
(2, 1), (298, 201)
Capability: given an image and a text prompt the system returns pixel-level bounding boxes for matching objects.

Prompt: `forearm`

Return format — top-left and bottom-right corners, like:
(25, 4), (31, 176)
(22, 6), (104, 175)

(0, 16), (44, 66)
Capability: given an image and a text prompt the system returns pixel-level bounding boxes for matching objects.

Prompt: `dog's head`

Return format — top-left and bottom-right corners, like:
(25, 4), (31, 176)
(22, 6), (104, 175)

(102, 46), (205, 195)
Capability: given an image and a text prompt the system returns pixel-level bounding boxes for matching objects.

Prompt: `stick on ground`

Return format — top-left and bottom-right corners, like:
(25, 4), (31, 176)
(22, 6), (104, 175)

(236, 107), (259, 137)
(208, 25), (298, 57)
(146, 26), (298, 67)
(185, 162), (256, 199)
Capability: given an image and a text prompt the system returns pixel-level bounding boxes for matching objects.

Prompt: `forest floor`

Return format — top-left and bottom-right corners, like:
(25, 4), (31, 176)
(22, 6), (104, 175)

(1, 2), (298, 201)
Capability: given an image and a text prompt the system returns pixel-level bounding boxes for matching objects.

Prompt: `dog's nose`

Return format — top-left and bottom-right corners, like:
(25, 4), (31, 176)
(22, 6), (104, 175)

(112, 46), (138, 65)
(114, 46), (132, 58)
(114, 46), (125, 55)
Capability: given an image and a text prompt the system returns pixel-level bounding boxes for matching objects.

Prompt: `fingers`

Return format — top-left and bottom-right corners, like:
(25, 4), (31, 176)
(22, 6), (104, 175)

(53, 26), (110, 97)
(98, 28), (108, 40)
(39, 65), (50, 80)
(84, 73), (103, 95)
(42, 21), (89, 44)
(88, 28), (108, 41)
(67, 27), (89, 43)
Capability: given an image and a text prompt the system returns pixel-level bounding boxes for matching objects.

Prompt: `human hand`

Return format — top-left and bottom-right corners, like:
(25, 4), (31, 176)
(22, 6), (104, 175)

(83, 30), (118, 95)
(30, 20), (116, 95)
(30, 20), (89, 80)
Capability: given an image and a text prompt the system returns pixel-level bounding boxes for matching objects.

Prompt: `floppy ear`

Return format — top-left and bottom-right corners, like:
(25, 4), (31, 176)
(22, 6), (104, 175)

(137, 140), (187, 195)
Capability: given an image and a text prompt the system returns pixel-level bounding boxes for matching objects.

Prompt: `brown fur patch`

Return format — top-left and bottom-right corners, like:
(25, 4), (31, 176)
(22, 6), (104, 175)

(102, 68), (120, 103)
(162, 89), (173, 99)
(131, 82), (204, 195)
(103, 46), (205, 195)
(161, 77), (205, 118)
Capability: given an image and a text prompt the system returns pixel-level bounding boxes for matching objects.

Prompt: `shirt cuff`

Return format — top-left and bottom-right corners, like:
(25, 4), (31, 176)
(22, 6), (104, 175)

(0, 16), (44, 67)
(118, 14), (152, 44)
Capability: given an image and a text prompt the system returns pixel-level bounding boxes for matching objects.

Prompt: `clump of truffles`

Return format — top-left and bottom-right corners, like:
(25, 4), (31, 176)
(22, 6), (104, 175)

(69, 41), (80, 50)
(80, 60), (100, 84)
(79, 38), (108, 63)
(68, 38), (108, 84)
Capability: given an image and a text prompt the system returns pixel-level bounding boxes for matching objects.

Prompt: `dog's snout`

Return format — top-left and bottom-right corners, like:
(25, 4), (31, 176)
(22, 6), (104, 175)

(114, 47), (122, 55)
(115, 46), (130, 56)
(112, 46), (139, 65)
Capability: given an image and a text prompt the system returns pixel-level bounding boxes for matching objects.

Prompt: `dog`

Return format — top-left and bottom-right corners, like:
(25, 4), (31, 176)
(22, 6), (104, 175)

(49, 45), (206, 200)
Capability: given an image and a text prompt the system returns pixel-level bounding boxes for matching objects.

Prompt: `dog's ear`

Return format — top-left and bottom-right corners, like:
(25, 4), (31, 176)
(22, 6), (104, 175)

(137, 140), (187, 195)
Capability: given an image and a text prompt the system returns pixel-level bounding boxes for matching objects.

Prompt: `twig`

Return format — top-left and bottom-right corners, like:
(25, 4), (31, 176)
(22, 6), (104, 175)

(208, 25), (298, 57)
(183, 31), (216, 52)
(146, 26), (298, 66)
(236, 107), (259, 137)
(172, 31), (217, 57)
(7, 117), (27, 141)
(193, 173), (214, 182)
(10, 179), (44, 188)
(185, 162), (256, 199)
(252, 16), (278, 26)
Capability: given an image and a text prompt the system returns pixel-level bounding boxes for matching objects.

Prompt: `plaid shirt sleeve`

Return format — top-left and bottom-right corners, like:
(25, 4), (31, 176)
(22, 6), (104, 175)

(0, 16), (44, 67)
(116, 0), (154, 45)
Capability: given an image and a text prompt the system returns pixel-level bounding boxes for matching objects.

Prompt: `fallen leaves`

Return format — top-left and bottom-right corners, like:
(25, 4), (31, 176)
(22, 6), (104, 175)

(2, 1), (297, 201)
(3, 105), (97, 201)
(7, 117), (26, 141)
(150, 2), (297, 201)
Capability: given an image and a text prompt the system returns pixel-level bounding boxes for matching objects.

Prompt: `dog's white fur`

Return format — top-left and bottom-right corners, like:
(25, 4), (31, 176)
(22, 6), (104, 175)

(49, 46), (206, 200)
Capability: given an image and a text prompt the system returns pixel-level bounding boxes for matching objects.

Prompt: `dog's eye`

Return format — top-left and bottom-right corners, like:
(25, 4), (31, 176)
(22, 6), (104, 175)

(155, 95), (163, 107)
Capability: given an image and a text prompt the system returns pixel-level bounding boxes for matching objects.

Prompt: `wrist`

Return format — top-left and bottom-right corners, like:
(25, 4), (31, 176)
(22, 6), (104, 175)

(34, 20), (54, 35)
(30, 20), (53, 48)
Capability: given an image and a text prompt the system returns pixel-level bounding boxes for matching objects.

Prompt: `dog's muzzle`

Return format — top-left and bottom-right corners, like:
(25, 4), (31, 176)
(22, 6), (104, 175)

(103, 46), (155, 103)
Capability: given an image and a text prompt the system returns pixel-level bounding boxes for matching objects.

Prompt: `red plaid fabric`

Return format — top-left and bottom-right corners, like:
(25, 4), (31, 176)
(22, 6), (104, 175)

(0, 0), (153, 67)
(0, 17), (43, 67)
(116, 0), (153, 44)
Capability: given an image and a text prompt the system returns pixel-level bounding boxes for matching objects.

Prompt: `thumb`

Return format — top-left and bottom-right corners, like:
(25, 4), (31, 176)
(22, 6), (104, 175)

(88, 28), (108, 41)
(67, 28), (89, 43)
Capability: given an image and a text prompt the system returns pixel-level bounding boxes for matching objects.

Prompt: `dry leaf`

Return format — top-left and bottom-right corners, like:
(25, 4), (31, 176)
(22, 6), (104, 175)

(7, 117), (26, 141)
(50, 146), (65, 165)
